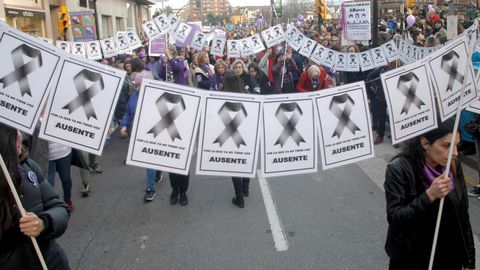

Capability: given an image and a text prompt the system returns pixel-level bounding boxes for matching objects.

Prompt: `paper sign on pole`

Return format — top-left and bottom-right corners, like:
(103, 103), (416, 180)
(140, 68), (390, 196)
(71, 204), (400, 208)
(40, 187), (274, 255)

(173, 22), (192, 44)
(56, 40), (71, 53)
(126, 80), (202, 175)
(227, 40), (241, 58)
(0, 23), (62, 133)
(40, 55), (126, 155)
(344, 1), (371, 41)
(251, 34), (265, 54)
(211, 37), (226, 56)
(261, 93), (317, 177)
(426, 36), (478, 121)
(196, 92), (262, 177)
(381, 62), (438, 144)
(143, 20), (161, 40)
(71, 42), (86, 58)
(314, 82), (374, 170)
(191, 31), (206, 51)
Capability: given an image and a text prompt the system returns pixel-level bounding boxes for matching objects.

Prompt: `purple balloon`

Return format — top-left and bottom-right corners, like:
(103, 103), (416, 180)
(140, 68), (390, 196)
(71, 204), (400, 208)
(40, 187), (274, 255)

(297, 15), (304, 22)
(427, 4), (433, 10)
(406, 15), (416, 28)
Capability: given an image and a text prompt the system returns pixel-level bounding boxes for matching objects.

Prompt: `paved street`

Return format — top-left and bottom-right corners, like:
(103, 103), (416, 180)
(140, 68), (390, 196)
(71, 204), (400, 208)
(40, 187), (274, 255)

(54, 134), (480, 270)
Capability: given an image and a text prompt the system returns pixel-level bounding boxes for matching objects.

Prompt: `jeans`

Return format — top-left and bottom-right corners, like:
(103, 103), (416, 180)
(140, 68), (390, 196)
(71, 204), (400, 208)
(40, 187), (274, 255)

(48, 153), (73, 201)
(146, 169), (162, 191)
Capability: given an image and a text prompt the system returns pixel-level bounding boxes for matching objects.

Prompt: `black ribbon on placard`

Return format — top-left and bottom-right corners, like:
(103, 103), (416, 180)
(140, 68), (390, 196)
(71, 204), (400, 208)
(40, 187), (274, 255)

(330, 94), (360, 138)
(0, 44), (43, 97)
(148, 92), (185, 141)
(397, 72), (425, 114)
(441, 50), (465, 92)
(274, 102), (305, 147)
(214, 102), (247, 148)
(63, 69), (104, 120)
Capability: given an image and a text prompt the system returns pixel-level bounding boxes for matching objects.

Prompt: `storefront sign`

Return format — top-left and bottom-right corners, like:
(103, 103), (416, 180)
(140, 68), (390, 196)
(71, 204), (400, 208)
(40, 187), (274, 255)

(5, 8), (45, 19)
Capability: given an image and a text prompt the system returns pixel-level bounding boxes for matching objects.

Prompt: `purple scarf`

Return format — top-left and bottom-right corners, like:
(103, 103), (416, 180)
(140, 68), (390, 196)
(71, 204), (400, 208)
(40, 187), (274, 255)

(422, 162), (454, 190)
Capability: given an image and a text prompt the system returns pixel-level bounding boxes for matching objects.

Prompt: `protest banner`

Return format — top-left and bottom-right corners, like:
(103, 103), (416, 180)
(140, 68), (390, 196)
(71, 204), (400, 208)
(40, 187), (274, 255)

(0, 23), (62, 133)
(314, 82), (374, 169)
(261, 93), (317, 177)
(381, 62), (438, 144)
(196, 92), (262, 177)
(426, 36), (478, 121)
(40, 55), (125, 155)
(126, 80), (203, 175)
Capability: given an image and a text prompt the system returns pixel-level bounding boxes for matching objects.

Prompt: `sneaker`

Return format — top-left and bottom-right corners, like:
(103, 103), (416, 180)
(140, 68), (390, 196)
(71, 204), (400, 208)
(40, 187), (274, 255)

(468, 186), (480, 197)
(374, 136), (383, 145)
(232, 196), (245, 208)
(179, 193), (188, 206)
(65, 199), (74, 212)
(90, 163), (103, 174)
(144, 189), (156, 202)
(81, 184), (90, 197)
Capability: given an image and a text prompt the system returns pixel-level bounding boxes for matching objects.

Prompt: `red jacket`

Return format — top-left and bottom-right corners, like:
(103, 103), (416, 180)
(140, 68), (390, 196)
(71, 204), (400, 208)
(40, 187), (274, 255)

(296, 67), (329, 92)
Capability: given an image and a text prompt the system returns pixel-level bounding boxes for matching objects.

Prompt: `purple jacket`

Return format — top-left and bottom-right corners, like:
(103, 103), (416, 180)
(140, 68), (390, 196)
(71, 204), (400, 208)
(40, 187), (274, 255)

(209, 73), (224, 90)
(168, 57), (188, 86)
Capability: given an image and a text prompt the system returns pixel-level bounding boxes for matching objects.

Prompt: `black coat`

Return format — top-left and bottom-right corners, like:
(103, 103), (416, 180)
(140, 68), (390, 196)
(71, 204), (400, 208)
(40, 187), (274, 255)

(0, 159), (70, 270)
(384, 156), (475, 270)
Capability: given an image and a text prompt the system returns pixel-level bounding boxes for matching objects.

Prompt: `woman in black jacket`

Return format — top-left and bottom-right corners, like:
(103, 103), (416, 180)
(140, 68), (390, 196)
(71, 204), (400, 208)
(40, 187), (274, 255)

(232, 60), (258, 94)
(384, 118), (475, 270)
(248, 62), (272, 95)
(0, 123), (70, 269)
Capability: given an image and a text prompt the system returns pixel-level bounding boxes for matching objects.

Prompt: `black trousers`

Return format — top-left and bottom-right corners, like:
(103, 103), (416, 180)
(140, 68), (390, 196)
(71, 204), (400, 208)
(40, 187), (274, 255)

(232, 177), (249, 196)
(371, 99), (387, 137)
(169, 173), (189, 193)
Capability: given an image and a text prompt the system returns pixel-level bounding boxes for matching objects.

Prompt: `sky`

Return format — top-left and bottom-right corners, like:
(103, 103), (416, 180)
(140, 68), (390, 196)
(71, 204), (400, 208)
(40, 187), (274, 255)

(153, 0), (271, 9)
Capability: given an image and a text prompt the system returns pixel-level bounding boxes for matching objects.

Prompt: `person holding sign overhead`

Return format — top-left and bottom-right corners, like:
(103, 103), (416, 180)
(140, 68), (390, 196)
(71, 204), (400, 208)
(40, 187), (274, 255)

(0, 123), (70, 269)
(384, 118), (475, 270)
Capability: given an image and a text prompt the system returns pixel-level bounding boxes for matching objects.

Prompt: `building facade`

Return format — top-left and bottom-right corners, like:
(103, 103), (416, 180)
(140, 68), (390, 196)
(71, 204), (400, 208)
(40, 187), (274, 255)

(0, 0), (152, 41)
(181, 0), (231, 24)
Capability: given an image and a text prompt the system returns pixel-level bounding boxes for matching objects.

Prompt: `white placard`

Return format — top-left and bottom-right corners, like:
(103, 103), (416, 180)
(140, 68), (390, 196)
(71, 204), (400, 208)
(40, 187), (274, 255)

(321, 48), (337, 68)
(285, 27), (300, 49)
(311, 45), (326, 65)
(86, 40), (102, 60)
(191, 31), (206, 51)
(298, 38), (316, 58)
(100, 38), (118, 58)
(0, 23), (62, 133)
(71, 42), (86, 58)
(272, 24), (286, 44)
(56, 40), (71, 53)
(426, 36), (478, 121)
(261, 93), (317, 177)
(359, 50), (375, 71)
(346, 53), (360, 71)
(142, 20), (161, 40)
(344, 1), (371, 41)
(314, 82), (374, 169)
(290, 31), (306, 51)
(240, 38), (254, 56)
(168, 15), (181, 33)
(125, 31), (142, 51)
(447, 15), (458, 40)
(153, 14), (170, 34)
(211, 37), (226, 56)
(383, 40), (399, 62)
(335, 53), (348, 71)
(40, 56), (126, 155)
(126, 80), (202, 175)
(261, 27), (278, 48)
(381, 63), (438, 144)
(116, 32), (130, 53)
(250, 34), (265, 53)
(196, 92), (262, 177)
(227, 40), (241, 58)
(38, 37), (53, 45)
(173, 22), (192, 43)
(371, 47), (388, 67)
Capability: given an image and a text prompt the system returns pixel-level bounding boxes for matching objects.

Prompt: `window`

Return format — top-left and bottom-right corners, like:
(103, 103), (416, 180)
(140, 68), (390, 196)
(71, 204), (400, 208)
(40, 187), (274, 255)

(79, 0), (88, 8)
(116, 17), (124, 31)
(101, 15), (112, 38)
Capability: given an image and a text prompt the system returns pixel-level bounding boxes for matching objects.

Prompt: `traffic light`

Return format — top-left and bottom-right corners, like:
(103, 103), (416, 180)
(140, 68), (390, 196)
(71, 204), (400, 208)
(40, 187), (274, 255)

(58, 5), (70, 37)
(406, 0), (416, 9)
(315, 0), (327, 20)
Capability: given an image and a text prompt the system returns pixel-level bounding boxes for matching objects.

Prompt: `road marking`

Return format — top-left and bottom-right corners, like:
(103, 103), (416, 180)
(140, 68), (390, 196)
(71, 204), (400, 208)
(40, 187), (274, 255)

(257, 170), (289, 252)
